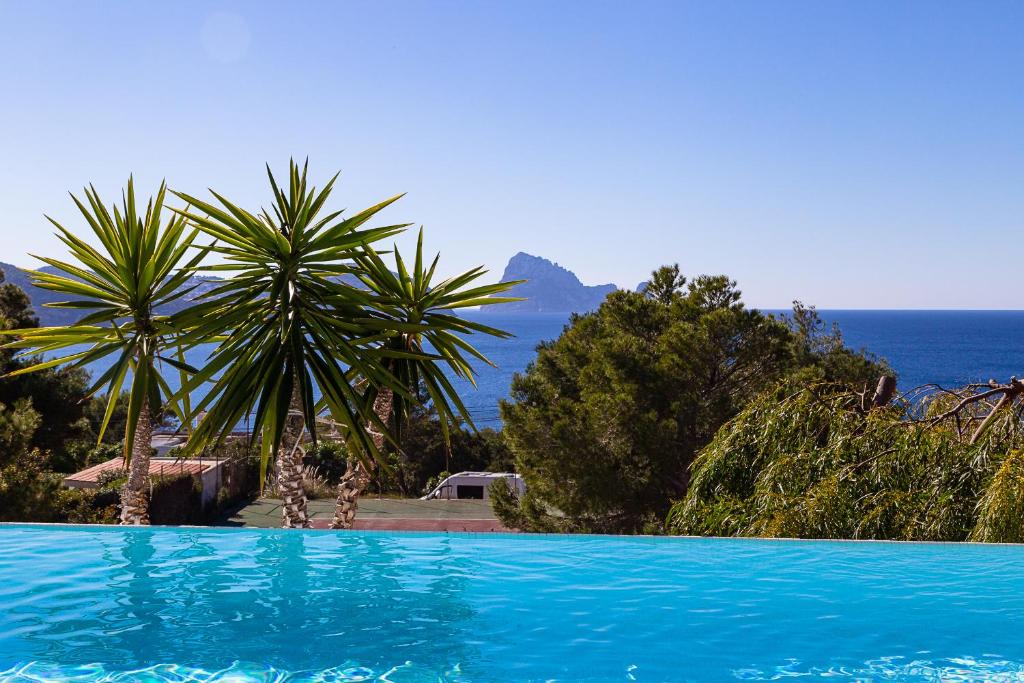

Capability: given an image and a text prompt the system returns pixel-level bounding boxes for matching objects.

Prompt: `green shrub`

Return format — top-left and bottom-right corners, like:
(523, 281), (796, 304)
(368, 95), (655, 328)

(669, 384), (1024, 542)
(149, 474), (204, 525)
(500, 266), (890, 534)
(304, 440), (349, 482)
(301, 466), (335, 499)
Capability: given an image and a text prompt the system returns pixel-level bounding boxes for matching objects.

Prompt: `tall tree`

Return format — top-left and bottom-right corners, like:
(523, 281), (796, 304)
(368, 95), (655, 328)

(0, 268), (93, 462)
(1, 180), (199, 524)
(497, 266), (891, 533)
(330, 230), (520, 528)
(172, 160), (415, 528)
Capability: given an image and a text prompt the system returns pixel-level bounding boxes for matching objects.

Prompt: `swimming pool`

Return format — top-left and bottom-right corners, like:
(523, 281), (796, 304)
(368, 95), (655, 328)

(1, 525), (1022, 682)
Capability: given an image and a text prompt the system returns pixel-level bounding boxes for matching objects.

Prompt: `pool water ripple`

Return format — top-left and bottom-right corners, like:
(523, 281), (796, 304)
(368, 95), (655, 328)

(2, 526), (1024, 681)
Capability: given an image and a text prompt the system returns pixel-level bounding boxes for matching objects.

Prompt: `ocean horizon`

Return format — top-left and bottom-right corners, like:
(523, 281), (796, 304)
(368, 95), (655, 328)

(61, 309), (1024, 429)
(452, 309), (1024, 427)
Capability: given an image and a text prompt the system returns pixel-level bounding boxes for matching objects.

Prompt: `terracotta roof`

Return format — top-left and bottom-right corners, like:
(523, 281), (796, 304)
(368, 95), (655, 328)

(63, 457), (214, 489)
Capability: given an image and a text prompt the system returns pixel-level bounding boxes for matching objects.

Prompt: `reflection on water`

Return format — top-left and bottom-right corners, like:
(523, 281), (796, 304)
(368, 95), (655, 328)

(1, 528), (480, 678)
(734, 655), (1024, 681)
(0, 660), (449, 681)
(3, 526), (1024, 681)
(7, 654), (1024, 682)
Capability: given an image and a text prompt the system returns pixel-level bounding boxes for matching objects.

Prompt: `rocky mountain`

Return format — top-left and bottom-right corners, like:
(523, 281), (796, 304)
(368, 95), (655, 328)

(2, 251), (617, 323)
(489, 252), (617, 313)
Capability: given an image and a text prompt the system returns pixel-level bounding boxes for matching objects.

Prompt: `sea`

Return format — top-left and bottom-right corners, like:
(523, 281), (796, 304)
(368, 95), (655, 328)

(68, 311), (1024, 429)
(448, 310), (1024, 428)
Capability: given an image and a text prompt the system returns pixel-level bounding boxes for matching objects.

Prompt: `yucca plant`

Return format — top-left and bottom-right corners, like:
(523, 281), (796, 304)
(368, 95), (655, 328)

(330, 230), (521, 528)
(171, 160), (415, 528)
(0, 180), (200, 524)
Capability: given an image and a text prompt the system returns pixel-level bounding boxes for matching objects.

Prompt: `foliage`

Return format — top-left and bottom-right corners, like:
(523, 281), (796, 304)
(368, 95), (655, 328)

(972, 450), (1024, 543)
(782, 301), (889, 390)
(303, 404), (514, 499)
(61, 488), (120, 525)
(95, 467), (128, 490)
(0, 179), (200, 460)
(172, 160), (412, 479)
(304, 440), (350, 482)
(0, 276), (39, 331)
(0, 267), (94, 468)
(0, 398), (41, 460)
(498, 266), (891, 533)
(489, 477), (554, 532)
(0, 400), (58, 522)
(0, 315), (119, 523)
(354, 228), (520, 445)
(300, 466), (335, 499)
(668, 383), (1024, 542)
(0, 398), (116, 524)
(55, 440), (123, 476)
(0, 455), (69, 523)
(388, 413), (513, 496)
(149, 474), (204, 525)
(264, 463), (335, 500)
(174, 161), (519, 495)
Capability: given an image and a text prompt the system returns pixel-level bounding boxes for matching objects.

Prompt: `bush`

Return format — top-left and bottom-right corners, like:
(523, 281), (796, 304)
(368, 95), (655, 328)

(301, 466), (335, 499)
(267, 464), (335, 500)
(214, 442), (262, 507)
(383, 416), (514, 497)
(500, 266), (890, 534)
(0, 453), (64, 522)
(60, 488), (119, 524)
(301, 407), (516, 500)
(304, 440), (349, 482)
(669, 383), (1024, 542)
(149, 474), (204, 525)
(424, 470), (452, 498)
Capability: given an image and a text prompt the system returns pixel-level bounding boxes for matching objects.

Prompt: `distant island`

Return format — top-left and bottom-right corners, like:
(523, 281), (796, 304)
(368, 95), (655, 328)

(487, 252), (617, 313)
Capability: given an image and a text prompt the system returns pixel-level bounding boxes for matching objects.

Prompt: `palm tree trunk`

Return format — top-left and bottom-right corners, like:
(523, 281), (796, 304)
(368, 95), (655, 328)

(330, 387), (393, 529)
(119, 399), (154, 525)
(278, 386), (311, 528)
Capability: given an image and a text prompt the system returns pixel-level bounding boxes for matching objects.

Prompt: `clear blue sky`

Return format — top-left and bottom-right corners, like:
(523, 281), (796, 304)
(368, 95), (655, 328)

(1, 1), (1022, 309)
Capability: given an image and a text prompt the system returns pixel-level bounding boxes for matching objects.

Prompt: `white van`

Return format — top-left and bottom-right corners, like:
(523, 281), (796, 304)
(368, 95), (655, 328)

(421, 471), (526, 501)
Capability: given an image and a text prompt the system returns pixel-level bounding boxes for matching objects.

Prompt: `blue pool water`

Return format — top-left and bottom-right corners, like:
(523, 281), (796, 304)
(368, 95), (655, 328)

(2, 525), (1024, 682)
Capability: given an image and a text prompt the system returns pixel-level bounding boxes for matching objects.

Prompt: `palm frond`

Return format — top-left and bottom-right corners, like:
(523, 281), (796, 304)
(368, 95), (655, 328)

(2, 180), (197, 455)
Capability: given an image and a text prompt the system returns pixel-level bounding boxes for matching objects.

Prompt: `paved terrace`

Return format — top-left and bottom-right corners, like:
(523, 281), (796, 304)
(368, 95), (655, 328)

(221, 497), (511, 532)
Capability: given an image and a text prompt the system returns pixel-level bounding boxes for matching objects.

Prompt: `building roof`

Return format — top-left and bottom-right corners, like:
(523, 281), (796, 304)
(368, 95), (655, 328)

(445, 471), (521, 478)
(63, 457), (215, 489)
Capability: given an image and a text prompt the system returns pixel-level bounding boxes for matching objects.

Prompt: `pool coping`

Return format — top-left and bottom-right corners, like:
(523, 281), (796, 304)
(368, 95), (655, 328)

(3, 521), (1023, 547)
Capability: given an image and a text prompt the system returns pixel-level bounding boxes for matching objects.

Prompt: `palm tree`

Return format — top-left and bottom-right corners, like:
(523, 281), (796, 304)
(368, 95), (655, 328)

(172, 160), (413, 528)
(1, 180), (200, 524)
(330, 230), (521, 528)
